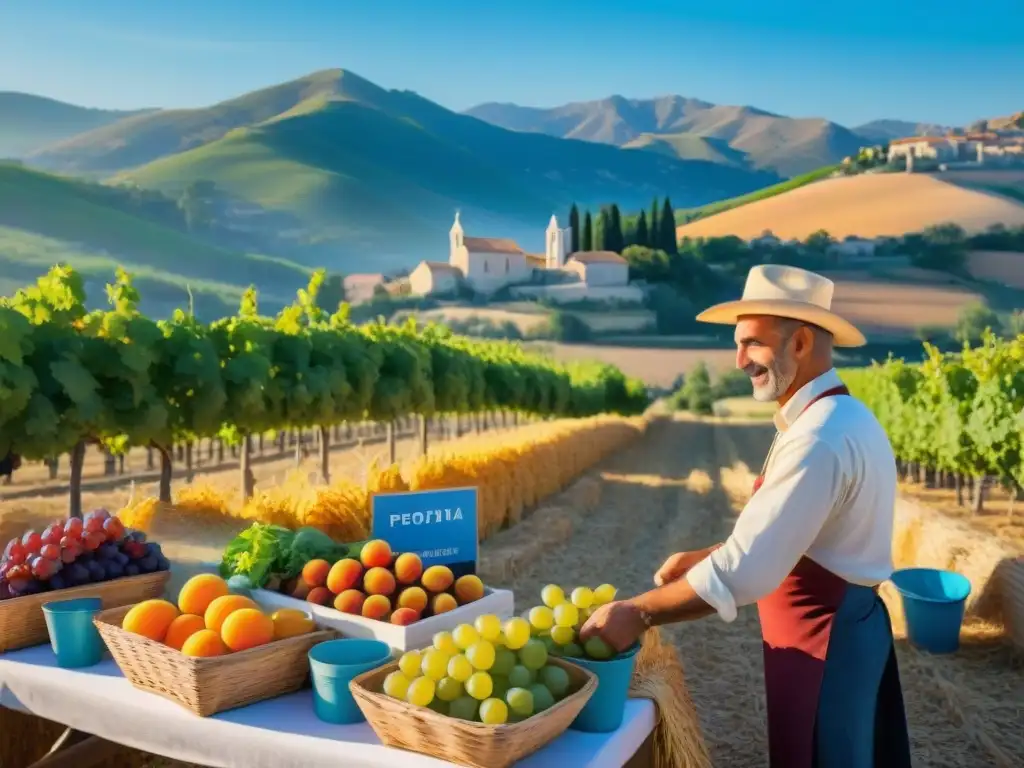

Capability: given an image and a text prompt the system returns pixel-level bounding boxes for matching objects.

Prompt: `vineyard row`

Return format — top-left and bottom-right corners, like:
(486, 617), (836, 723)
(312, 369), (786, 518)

(842, 331), (1023, 514)
(0, 267), (649, 516)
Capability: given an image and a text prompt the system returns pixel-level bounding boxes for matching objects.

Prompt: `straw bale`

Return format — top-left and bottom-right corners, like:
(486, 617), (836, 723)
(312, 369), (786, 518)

(892, 497), (1024, 650)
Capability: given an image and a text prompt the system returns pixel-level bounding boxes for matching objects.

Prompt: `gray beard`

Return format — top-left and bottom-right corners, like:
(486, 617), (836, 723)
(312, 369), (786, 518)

(750, 359), (797, 402)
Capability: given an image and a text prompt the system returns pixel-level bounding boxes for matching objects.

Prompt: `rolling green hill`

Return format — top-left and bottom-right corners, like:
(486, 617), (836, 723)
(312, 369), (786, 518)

(0, 92), (149, 159)
(0, 163), (311, 317)
(28, 70), (777, 264)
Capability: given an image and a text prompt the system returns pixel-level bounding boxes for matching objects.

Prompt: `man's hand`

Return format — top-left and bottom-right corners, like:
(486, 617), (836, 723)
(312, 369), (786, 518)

(654, 549), (713, 586)
(579, 600), (648, 654)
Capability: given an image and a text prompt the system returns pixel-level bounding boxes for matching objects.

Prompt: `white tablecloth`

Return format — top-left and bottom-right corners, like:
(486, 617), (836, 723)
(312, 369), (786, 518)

(0, 645), (656, 767)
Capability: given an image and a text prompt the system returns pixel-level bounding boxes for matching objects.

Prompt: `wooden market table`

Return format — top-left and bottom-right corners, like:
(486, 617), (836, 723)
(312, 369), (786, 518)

(0, 644), (657, 767)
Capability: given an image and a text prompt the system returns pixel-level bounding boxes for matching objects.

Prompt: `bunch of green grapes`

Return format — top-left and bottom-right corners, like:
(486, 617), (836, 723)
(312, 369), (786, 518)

(525, 583), (619, 661)
(381, 612), (580, 724)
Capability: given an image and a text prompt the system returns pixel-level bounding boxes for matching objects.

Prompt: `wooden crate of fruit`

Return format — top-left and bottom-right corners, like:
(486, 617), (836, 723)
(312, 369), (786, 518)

(252, 539), (514, 654)
(0, 510), (172, 653)
(93, 573), (334, 716)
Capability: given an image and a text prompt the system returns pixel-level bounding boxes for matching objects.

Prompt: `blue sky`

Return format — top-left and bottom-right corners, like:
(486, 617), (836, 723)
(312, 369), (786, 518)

(2, 0), (1021, 127)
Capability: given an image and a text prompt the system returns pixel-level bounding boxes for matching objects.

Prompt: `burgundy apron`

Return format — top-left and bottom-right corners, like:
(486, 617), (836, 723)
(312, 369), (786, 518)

(753, 386), (912, 768)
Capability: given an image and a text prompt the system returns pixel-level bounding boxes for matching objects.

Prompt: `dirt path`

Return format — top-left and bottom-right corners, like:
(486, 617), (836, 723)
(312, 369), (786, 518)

(502, 415), (1023, 767)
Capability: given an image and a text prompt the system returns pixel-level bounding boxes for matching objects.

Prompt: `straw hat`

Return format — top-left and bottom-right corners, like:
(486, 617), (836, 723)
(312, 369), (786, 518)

(696, 264), (866, 347)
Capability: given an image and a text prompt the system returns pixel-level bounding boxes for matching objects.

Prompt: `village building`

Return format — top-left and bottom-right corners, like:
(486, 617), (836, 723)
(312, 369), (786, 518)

(342, 273), (386, 304)
(409, 213), (640, 303)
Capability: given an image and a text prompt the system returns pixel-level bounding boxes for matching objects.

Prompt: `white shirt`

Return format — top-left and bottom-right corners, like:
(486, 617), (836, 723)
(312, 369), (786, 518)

(686, 368), (897, 623)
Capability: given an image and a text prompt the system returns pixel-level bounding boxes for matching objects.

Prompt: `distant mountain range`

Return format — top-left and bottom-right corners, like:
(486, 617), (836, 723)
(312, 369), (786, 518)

(464, 97), (962, 178)
(0, 70), (1016, 287)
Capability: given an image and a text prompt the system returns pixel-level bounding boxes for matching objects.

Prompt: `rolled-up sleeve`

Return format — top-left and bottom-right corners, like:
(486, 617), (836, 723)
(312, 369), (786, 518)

(686, 435), (844, 622)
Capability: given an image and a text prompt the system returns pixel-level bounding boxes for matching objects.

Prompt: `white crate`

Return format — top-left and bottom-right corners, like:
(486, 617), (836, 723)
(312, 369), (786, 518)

(253, 587), (515, 655)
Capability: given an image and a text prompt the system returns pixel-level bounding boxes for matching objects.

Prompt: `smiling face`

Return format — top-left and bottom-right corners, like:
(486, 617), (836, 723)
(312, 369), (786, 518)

(734, 315), (803, 403)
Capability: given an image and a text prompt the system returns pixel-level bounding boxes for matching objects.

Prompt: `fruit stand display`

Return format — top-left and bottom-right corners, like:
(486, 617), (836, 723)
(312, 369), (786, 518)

(0, 509), (171, 652)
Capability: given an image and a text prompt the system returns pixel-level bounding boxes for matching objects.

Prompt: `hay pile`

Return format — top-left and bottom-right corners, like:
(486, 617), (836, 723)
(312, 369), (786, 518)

(892, 497), (1024, 650)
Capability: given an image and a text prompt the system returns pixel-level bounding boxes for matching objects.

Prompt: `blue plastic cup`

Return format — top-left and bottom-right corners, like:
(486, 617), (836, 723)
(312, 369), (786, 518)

(309, 639), (392, 724)
(42, 597), (105, 669)
(890, 568), (972, 654)
(569, 642), (641, 733)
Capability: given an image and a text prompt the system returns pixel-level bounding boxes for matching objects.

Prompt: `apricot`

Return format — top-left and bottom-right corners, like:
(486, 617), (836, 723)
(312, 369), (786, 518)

(334, 589), (366, 615)
(397, 585), (428, 613)
(421, 565), (455, 593)
(326, 559), (363, 594)
(122, 599), (180, 642)
(177, 573), (230, 616)
(393, 552), (423, 585)
(301, 559), (331, 588)
(306, 586), (333, 606)
(204, 594), (258, 634)
(164, 613), (207, 651)
(454, 574), (485, 604)
(431, 593), (458, 616)
(271, 609), (316, 640)
(390, 607), (420, 626)
(360, 539), (392, 569)
(181, 629), (229, 658)
(221, 607), (275, 652)
(289, 578), (312, 600)
(363, 566), (397, 596)
(361, 594), (392, 621)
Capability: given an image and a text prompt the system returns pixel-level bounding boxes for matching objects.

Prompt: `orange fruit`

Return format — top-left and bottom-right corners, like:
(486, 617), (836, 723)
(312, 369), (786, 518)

(220, 608), (274, 652)
(177, 573), (229, 616)
(181, 629), (228, 658)
(164, 613), (207, 651)
(204, 594), (258, 633)
(122, 599), (180, 642)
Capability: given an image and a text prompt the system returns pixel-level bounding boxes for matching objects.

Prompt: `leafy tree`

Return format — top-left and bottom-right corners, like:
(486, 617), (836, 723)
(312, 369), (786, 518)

(909, 223), (968, 272)
(683, 362), (714, 415)
(659, 198), (678, 254)
(569, 204), (580, 253)
(582, 211), (593, 251)
(804, 229), (834, 253)
(594, 209), (608, 251)
(954, 303), (1003, 344)
(634, 210), (649, 248)
(177, 180), (217, 232)
(317, 273), (346, 314)
(546, 311), (591, 342)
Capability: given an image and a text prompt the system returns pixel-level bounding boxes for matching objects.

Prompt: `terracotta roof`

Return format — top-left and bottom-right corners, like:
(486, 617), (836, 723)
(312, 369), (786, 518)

(462, 236), (524, 254)
(569, 251), (627, 265)
(525, 253), (546, 266)
(418, 261), (462, 274)
(889, 136), (950, 146)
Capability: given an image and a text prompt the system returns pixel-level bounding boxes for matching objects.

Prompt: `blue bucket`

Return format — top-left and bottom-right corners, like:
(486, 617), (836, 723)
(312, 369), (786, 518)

(309, 639), (391, 724)
(890, 568), (971, 654)
(569, 642), (641, 733)
(42, 597), (105, 669)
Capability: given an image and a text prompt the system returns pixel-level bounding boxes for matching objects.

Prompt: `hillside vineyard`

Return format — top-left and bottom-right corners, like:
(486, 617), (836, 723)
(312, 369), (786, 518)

(843, 332), (1024, 511)
(0, 266), (649, 513)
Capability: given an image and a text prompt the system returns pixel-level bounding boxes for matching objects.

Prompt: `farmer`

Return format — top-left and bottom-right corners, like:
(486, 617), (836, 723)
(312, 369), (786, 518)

(581, 264), (912, 768)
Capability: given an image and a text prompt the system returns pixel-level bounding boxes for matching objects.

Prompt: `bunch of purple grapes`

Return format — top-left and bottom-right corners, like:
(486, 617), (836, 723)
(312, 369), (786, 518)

(0, 508), (170, 601)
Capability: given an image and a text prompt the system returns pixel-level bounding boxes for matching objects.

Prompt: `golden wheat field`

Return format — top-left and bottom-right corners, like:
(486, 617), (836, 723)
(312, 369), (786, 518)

(676, 172), (1024, 241)
(539, 342), (739, 387)
(3, 415), (1023, 767)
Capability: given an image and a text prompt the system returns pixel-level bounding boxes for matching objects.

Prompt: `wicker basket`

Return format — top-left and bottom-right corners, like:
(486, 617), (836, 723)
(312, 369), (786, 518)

(350, 657), (597, 768)
(94, 604), (335, 717)
(0, 571), (170, 653)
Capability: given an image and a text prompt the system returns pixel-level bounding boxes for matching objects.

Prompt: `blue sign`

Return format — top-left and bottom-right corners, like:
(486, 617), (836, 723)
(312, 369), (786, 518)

(371, 487), (478, 577)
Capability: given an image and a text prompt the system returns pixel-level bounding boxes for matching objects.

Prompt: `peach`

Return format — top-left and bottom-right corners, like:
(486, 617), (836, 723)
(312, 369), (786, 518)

(301, 559), (331, 588)
(431, 593), (458, 616)
(334, 589), (366, 615)
(454, 574), (485, 604)
(220, 608), (274, 652)
(306, 586), (333, 606)
(397, 586), (428, 613)
(326, 558), (363, 594)
(360, 539), (392, 569)
(204, 595), (258, 634)
(181, 629), (228, 658)
(164, 613), (207, 651)
(177, 574), (229, 616)
(390, 607), (420, 626)
(362, 594), (392, 621)
(421, 565), (454, 593)
(363, 566), (397, 596)
(393, 552), (423, 585)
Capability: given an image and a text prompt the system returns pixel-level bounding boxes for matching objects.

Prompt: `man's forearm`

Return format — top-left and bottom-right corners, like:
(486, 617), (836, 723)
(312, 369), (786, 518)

(627, 575), (717, 626)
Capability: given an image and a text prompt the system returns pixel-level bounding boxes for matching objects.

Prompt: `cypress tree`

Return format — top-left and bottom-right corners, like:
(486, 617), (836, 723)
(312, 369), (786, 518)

(569, 203), (580, 253)
(594, 208), (609, 251)
(649, 197), (660, 250)
(608, 204), (624, 252)
(660, 197), (677, 254)
(581, 211), (593, 251)
(635, 210), (649, 247)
